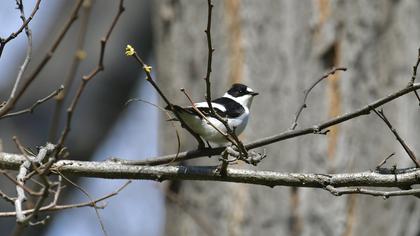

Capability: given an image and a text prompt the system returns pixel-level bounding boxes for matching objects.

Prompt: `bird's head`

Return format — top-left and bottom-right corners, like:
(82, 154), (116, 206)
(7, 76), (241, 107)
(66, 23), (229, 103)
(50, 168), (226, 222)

(223, 83), (258, 108)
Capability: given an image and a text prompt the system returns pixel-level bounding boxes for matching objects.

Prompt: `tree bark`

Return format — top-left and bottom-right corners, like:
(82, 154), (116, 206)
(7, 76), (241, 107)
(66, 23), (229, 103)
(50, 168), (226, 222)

(154, 1), (420, 235)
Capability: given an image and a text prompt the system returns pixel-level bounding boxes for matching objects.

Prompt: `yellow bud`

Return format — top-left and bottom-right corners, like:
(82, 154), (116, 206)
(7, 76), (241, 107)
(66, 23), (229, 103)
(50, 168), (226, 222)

(144, 65), (152, 73)
(75, 50), (87, 60)
(125, 44), (135, 56)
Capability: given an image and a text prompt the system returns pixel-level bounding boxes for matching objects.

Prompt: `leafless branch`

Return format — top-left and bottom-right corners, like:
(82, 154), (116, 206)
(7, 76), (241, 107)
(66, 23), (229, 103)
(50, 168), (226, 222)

(372, 108), (420, 167)
(125, 98), (182, 162)
(409, 48), (420, 104)
(57, 171), (112, 236)
(0, 189), (16, 205)
(0, 0), (41, 58)
(290, 67), (347, 130)
(1, 171), (42, 196)
(128, 49), (206, 148)
(204, 0), (215, 112)
(114, 82), (420, 166)
(1, 154), (420, 195)
(49, 0), (94, 141)
(0, 0), (84, 118)
(0, 180), (131, 217)
(12, 142), (55, 235)
(375, 153), (396, 170)
(8, 0), (35, 106)
(324, 185), (420, 198)
(56, 0), (125, 150)
(1, 86), (64, 119)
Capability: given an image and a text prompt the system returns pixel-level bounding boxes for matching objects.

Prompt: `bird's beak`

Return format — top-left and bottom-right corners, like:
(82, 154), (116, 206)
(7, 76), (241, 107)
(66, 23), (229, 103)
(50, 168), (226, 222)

(250, 92), (259, 96)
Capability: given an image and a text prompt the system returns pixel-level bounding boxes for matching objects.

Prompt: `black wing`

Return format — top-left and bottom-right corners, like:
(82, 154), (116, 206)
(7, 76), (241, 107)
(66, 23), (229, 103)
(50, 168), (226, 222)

(172, 104), (227, 119)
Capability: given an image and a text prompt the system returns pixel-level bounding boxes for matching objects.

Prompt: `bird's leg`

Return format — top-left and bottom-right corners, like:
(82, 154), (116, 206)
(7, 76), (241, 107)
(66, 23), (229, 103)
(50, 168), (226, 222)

(194, 134), (206, 150)
(216, 149), (230, 176)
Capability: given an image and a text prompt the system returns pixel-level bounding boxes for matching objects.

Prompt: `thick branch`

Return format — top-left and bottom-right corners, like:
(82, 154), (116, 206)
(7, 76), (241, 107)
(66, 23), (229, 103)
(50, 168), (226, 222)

(1, 153), (420, 190)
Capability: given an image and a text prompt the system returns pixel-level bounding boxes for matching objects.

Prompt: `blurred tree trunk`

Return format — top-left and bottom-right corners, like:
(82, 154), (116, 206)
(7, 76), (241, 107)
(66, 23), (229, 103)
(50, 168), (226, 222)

(154, 1), (420, 235)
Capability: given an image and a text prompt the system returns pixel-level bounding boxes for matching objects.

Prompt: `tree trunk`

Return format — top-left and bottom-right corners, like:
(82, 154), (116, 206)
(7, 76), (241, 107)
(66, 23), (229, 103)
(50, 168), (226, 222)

(154, 1), (420, 235)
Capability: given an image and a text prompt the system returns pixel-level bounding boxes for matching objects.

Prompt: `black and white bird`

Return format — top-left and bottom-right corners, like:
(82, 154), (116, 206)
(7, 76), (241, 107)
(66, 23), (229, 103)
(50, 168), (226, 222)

(170, 83), (258, 144)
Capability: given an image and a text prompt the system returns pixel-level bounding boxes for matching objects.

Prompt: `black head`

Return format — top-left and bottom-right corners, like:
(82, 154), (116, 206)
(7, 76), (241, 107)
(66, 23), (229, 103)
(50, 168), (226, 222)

(227, 83), (259, 97)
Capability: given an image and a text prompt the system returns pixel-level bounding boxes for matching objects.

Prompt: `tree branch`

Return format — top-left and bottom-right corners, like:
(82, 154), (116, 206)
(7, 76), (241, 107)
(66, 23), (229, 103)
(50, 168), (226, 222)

(290, 67), (347, 130)
(0, 0), (84, 118)
(115, 82), (420, 166)
(56, 0), (125, 149)
(0, 0), (41, 58)
(1, 153), (420, 193)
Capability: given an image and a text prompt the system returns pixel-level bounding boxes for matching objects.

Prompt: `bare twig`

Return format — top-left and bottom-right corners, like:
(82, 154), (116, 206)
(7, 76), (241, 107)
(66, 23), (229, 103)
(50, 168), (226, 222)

(200, 0), (249, 159)
(0, 180), (131, 217)
(0, 0), (84, 118)
(1, 86), (64, 119)
(125, 98), (182, 163)
(290, 67), (347, 130)
(8, 0), (35, 106)
(0, 0), (41, 58)
(0, 189), (16, 205)
(204, 0), (215, 112)
(1, 171), (42, 196)
(372, 109), (420, 167)
(324, 185), (420, 198)
(49, 0), (94, 141)
(127, 48), (206, 148)
(409, 48), (420, 104)
(376, 153), (396, 170)
(57, 172), (113, 236)
(115, 82), (420, 166)
(56, 0), (125, 150)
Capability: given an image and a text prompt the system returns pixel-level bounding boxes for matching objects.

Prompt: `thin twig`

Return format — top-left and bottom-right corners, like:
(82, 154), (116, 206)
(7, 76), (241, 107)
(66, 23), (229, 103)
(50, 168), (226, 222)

(125, 98), (182, 163)
(200, 0), (248, 158)
(1, 171), (42, 196)
(290, 67), (347, 130)
(49, 0), (94, 141)
(0, 180), (131, 217)
(324, 185), (420, 198)
(56, 0), (125, 151)
(116, 82), (420, 166)
(409, 48), (420, 104)
(58, 171), (109, 236)
(0, 0), (84, 119)
(372, 109), (420, 167)
(1, 86), (64, 119)
(0, 189), (16, 205)
(376, 153), (396, 170)
(0, 0), (41, 58)
(128, 49), (206, 148)
(204, 0), (215, 112)
(8, 0), (35, 105)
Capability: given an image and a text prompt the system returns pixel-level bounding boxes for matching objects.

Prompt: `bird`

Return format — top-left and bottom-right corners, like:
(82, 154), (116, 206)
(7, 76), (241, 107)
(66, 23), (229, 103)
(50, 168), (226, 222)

(169, 83), (258, 145)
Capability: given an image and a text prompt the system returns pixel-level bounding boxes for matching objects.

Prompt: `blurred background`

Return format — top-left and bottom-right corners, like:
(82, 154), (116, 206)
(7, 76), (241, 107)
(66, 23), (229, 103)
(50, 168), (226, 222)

(1, 0), (420, 236)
